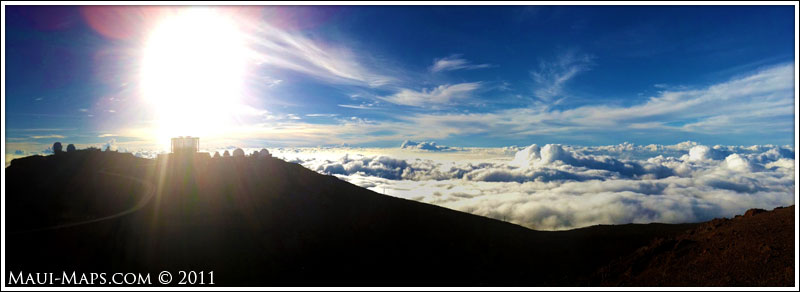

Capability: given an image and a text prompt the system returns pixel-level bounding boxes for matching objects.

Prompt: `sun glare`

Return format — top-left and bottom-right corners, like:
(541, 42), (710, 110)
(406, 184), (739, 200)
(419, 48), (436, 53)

(140, 8), (249, 148)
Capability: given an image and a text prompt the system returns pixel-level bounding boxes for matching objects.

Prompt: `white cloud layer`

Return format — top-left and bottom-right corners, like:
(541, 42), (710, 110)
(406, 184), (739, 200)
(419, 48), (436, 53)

(400, 140), (452, 151)
(268, 142), (795, 230)
(12, 140), (794, 231)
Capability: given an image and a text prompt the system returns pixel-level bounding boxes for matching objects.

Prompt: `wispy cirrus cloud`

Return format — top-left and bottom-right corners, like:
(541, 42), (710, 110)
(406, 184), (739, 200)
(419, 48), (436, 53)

(7, 128), (76, 132)
(338, 104), (378, 110)
(100, 62), (793, 149)
(399, 63), (794, 140)
(429, 55), (493, 72)
(305, 113), (339, 117)
(29, 134), (66, 139)
(531, 51), (594, 101)
(380, 82), (482, 108)
(249, 22), (394, 88)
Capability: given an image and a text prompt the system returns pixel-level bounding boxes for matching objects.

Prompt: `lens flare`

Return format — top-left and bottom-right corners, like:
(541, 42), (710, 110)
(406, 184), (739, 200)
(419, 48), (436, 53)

(140, 8), (249, 149)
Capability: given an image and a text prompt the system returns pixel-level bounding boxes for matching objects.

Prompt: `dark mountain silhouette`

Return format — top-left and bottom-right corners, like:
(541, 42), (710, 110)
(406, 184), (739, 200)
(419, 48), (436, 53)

(4, 150), (794, 286)
(593, 205), (795, 286)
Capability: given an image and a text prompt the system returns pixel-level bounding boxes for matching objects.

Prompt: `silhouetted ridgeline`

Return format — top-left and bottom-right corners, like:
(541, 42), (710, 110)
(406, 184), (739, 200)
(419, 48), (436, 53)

(5, 150), (794, 286)
(593, 205), (795, 286)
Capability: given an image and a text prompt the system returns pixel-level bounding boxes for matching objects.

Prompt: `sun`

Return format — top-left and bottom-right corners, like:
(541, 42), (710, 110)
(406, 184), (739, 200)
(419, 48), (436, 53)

(140, 8), (249, 149)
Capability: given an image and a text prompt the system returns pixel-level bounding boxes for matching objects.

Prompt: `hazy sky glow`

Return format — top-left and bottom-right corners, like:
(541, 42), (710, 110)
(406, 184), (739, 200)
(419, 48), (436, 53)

(3, 4), (796, 230)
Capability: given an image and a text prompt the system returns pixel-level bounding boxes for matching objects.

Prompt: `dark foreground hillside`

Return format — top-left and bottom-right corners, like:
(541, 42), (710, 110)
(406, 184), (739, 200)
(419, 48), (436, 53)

(593, 205), (795, 286)
(4, 150), (794, 286)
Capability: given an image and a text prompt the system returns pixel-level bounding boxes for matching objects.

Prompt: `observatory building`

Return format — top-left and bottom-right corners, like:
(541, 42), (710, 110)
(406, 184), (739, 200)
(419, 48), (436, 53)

(157, 136), (210, 162)
(171, 136), (199, 153)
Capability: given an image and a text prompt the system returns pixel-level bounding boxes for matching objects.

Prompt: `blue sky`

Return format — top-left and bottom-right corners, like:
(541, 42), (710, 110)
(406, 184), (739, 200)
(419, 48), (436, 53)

(4, 5), (797, 154)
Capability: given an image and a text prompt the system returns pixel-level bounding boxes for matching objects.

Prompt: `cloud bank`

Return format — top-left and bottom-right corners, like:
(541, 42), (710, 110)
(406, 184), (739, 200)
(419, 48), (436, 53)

(271, 142), (795, 230)
(13, 139), (793, 231)
(400, 140), (452, 151)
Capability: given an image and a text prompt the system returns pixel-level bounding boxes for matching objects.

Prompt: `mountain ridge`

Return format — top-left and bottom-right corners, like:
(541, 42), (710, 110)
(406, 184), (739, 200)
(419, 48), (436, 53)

(4, 150), (793, 286)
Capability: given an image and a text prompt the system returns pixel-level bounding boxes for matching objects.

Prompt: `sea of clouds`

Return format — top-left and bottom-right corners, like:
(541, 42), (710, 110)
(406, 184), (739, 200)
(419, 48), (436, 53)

(19, 139), (792, 230)
(260, 140), (795, 230)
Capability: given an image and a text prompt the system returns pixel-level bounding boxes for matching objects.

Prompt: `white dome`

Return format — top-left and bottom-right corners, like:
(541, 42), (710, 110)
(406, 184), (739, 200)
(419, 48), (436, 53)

(233, 148), (245, 157)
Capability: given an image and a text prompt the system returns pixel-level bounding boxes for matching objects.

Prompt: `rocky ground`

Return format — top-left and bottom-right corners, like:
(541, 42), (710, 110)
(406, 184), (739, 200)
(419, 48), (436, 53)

(593, 205), (795, 286)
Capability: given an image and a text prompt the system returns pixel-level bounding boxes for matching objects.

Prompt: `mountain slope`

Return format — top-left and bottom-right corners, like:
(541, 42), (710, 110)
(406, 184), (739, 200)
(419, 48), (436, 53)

(593, 205), (795, 286)
(5, 150), (790, 286)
